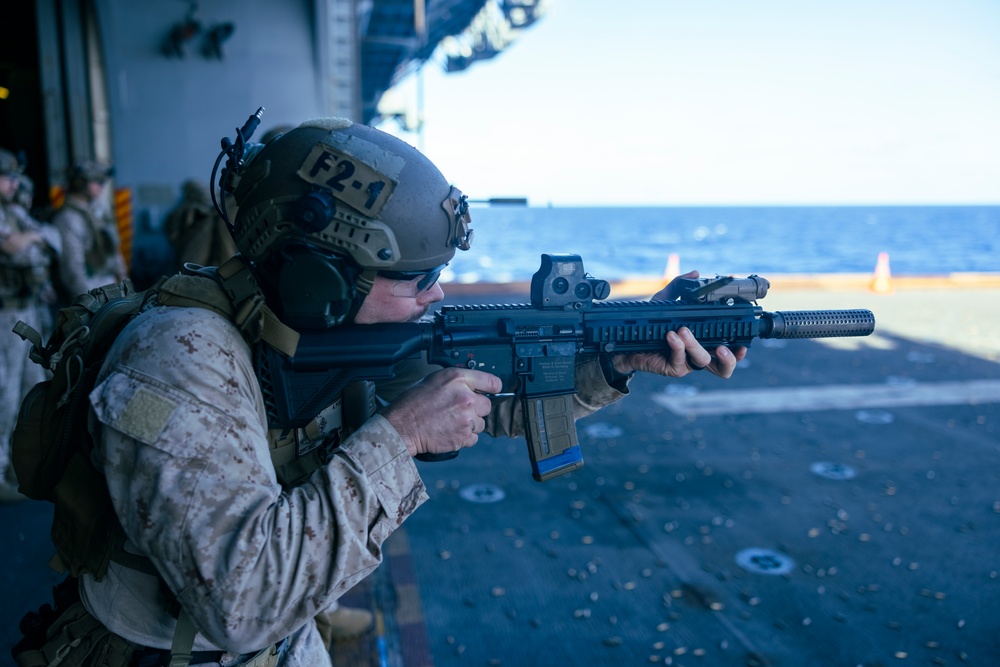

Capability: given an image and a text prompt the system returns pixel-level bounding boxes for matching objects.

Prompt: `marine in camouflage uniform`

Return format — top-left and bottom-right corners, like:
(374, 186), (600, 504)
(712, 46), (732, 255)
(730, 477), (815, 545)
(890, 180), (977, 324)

(163, 179), (237, 270)
(51, 160), (128, 302)
(0, 149), (61, 500)
(57, 119), (744, 666)
(15, 171), (35, 210)
(81, 294), (628, 664)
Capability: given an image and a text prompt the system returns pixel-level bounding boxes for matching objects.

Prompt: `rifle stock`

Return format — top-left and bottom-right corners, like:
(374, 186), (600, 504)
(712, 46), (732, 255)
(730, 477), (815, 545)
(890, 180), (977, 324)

(261, 254), (876, 482)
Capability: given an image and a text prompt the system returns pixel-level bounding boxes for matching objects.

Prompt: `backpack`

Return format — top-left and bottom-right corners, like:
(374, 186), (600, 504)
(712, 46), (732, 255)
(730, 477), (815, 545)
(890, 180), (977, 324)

(9, 258), (310, 666)
(13, 279), (153, 577)
(10, 256), (300, 579)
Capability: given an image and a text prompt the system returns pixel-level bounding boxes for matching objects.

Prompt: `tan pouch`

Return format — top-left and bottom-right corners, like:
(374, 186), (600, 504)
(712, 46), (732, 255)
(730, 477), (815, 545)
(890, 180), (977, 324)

(13, 600), (133, 667)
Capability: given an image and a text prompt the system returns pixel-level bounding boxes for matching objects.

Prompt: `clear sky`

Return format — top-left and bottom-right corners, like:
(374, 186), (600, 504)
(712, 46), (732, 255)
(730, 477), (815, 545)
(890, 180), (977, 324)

(377, 0), (1000, 207)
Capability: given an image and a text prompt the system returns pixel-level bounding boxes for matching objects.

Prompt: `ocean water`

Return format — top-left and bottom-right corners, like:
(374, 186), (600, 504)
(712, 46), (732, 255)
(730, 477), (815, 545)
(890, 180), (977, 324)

(441, 205), (1000, 284)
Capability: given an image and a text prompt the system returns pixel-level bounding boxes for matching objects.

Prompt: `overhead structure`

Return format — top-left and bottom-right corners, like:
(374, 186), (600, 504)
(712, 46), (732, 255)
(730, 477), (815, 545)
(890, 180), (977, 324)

(360, 0), (548, 124)
(438, 0), (547, 72)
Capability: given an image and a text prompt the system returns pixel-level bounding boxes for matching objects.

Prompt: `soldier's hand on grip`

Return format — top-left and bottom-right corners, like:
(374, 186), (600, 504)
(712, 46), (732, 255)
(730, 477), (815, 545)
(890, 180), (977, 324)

(382, 368), (502, 459)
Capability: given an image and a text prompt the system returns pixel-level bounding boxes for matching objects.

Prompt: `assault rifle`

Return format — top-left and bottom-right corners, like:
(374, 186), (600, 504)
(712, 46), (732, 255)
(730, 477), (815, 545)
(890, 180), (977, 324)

(259, 254), (876, 482)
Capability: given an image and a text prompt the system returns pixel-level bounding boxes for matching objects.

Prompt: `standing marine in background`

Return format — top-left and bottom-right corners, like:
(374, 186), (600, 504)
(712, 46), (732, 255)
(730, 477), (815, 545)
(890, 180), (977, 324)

(51, 160), (128, 303)
(0, 148), (61, 502)
(15, 171), (35, 211)
(162, 179), (237, 271)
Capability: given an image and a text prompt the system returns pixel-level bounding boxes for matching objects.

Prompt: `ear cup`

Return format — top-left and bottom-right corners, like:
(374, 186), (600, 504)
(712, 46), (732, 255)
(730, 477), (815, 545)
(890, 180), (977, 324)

(293, 190), (335, 233)
(276, 247), (355, 328)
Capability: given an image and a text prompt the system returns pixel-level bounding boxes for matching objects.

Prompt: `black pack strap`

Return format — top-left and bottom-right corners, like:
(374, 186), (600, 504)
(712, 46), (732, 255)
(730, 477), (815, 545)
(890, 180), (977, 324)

(11, 319), (44, 350)
(11, 319), (47, 366)
(109, 536), (161, 577)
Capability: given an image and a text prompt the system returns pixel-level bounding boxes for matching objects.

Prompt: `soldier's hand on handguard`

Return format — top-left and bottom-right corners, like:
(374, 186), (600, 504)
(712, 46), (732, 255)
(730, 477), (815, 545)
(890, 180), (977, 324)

(381, 368), (502, 458)
(611, 270), (748, 380)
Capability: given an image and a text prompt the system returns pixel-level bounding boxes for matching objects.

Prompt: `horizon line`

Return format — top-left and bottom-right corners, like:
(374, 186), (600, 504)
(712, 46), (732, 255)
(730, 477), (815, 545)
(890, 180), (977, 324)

(471, 201), (1000, 208)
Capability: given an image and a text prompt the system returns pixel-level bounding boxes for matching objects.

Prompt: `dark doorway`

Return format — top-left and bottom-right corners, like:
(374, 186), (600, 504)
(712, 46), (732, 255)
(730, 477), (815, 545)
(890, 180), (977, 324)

(0, 2), (49, 213)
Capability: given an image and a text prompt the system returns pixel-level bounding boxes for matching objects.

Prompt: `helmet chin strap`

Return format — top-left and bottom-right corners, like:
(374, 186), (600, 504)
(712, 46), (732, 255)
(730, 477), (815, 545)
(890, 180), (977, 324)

(346, 269), (378, 324)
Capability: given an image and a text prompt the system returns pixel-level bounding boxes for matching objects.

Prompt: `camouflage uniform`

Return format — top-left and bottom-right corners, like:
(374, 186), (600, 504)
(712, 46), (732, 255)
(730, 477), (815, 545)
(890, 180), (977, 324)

(52, 196), (128, 302)
(80, 304), (626, 664)
(0, 198), (61, 495)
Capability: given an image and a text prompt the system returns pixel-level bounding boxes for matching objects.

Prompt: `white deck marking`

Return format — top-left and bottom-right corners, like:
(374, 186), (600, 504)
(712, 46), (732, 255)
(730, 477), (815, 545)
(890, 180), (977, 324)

(652, 380), (1000, 416)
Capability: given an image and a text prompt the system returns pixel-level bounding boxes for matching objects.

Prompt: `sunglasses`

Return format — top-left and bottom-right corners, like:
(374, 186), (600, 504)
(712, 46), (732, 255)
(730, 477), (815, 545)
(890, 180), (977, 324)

(379, 264), (446, 296)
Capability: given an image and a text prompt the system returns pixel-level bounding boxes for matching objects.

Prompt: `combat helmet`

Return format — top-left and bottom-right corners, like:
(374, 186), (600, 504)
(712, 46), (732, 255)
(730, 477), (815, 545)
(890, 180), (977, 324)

(67, 159), (114, 194)
(227, 117), (472, 328)
(0, 148), (22, 176)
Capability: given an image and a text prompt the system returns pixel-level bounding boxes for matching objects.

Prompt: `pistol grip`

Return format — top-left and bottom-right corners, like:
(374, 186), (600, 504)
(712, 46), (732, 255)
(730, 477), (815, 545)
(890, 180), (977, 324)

(415, 451), (459, 463)
(522, 394), (584, 482)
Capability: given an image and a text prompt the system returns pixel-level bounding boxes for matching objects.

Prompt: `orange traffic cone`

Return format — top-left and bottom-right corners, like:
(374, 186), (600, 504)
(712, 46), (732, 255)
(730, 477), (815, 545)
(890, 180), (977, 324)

(663, 253), (681, 280)
(870, 252), (893, 294)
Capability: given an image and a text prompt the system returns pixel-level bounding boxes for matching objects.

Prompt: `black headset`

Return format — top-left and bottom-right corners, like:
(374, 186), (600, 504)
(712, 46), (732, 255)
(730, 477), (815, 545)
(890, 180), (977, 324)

(271, 187), (365, 329)
(292, 189), (335, 233)
(271, 244), (357, 329)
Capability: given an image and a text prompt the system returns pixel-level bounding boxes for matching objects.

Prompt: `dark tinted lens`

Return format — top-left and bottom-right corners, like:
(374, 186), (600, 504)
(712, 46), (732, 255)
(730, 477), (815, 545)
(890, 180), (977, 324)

(416, 269), (441, 291)
(379, 263), (446, 292)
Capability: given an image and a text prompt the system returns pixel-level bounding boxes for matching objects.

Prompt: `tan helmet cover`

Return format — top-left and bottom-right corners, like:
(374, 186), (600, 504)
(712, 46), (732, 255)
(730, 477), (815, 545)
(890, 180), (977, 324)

(232, 118), (472, 273)
(67, 160), (114, 193)
(0, 148), (22, 176)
